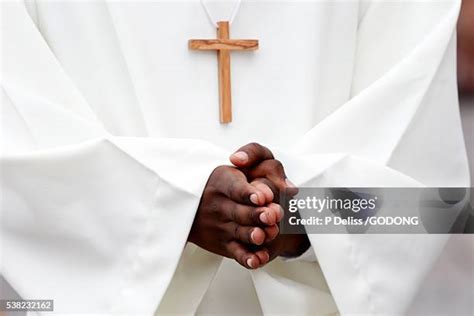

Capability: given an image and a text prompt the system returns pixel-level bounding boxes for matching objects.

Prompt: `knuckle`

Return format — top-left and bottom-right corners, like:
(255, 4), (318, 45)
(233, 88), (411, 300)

(212, 165), (227, 176)
(227, 180), (237, 196)
(234, 224), (240, 240)
(229, 203), (237, 222)
(219, 223), (232, 242)
(247, 142), (261, 150)
(265, 159), (284, 175)
(209, 166), (228, 188)
(202, 187), (214, 199)
(242, 142), (274, 160)
(208, 198), (220, 215)
(247, 142), (262, 157)
(272, 159), (284, 171)
(219, 203), (233, 221)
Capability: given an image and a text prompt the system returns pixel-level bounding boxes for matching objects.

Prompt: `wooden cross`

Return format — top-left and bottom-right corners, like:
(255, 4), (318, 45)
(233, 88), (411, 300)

(189, 21), (259, 123)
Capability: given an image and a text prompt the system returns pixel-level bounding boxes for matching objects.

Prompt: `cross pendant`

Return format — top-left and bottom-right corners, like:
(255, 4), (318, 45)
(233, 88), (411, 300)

(189, 21), (259, 123)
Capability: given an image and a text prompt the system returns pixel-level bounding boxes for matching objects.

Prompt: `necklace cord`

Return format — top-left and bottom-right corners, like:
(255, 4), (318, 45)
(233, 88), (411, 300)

(200, 0), (242, 28)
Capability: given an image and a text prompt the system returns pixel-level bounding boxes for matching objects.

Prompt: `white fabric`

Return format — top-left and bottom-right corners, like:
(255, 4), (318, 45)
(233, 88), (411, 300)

(1, 0), (470, 315)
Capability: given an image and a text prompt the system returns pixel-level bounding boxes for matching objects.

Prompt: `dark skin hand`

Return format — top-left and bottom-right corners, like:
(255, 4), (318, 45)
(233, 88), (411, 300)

(189, 142), (309, 270)
(458, 0), (474, 93)
(188, 164), (282, 269)
(260, 234), (311, 261)
(230, 143), (311, 262)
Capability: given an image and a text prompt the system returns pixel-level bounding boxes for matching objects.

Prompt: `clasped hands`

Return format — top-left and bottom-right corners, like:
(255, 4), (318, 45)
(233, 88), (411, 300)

(188, 143), (310, 269)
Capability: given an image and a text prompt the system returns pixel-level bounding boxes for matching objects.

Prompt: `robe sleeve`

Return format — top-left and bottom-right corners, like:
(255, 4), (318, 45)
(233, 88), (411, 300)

(270, 0), (470, 314)
(0, 1), (229, 314)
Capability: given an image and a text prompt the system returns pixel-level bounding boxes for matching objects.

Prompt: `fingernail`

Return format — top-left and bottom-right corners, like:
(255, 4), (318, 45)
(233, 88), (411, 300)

(286, 178), (296, 188)
(247, 258), (254, 269)
(232, 151), (248, 163)
(250, 229), (258, 244)
(250, 230), (255, 242)
(250, 193), (259, 205)
(259, 212), (269, 224)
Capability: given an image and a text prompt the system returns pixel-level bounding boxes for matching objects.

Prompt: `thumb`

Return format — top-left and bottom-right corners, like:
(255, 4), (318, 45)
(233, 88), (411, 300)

(230, 142), (274, 168)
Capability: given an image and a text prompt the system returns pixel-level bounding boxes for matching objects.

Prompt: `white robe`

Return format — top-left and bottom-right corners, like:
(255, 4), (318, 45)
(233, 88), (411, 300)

(1, 0), (470, 315)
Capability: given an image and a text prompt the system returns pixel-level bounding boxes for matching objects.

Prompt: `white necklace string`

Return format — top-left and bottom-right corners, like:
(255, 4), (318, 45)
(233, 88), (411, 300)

(200, 0), (242, 28)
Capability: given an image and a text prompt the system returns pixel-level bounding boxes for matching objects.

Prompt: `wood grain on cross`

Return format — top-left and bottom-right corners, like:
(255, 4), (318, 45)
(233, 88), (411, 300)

(189, 21), (259, 123)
